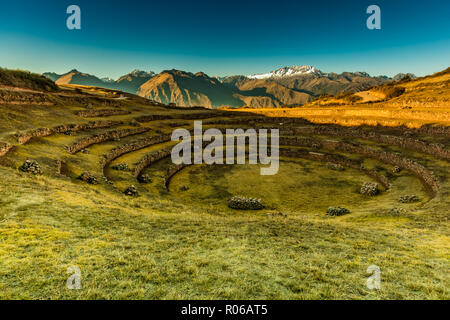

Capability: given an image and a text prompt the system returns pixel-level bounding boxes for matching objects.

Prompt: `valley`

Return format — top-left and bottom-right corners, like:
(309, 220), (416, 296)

(0, 67), (448, 299)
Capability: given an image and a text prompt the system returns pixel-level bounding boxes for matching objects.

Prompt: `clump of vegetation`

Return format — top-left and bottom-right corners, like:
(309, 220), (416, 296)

(336, 91), (362, 103)
(397, 74), (414, 83)
(360, 182), (379, 196)
(179, 185), (189, 191)
(387, 207), (407, 215)
(327, 162), (345, 171)
(138, 174), (152, 183)
(78, 172), (98, 184)
(19, 160), (42, 175)
(0, 68), (58, 91)
(399, 195), (420, 203)
(124, 185), (138, 196)
(111, 163), (130, 171)
(326, 206), (350, 216)
(81, 148), (90, 154)
(228, 196), (264, 210)
(378, 85), (406, 99)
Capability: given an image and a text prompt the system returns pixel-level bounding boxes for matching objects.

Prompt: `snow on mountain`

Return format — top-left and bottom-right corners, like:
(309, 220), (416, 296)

(101, 77), (115, 83)
(128, 69), (156, 77)
(248, 65), (322, 79)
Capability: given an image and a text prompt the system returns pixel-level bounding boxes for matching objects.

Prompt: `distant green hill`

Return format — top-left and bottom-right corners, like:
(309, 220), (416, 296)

(0, 68), (58, 92)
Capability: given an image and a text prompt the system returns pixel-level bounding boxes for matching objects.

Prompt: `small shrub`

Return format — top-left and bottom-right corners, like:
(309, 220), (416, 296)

(179, 185), (189, 191)
(228, 196), (264, 210)
(360, 182), (379, 196)
(380, 86), (405, 99)
(399, 195), (419, 203)
(326, 206), (350, 216)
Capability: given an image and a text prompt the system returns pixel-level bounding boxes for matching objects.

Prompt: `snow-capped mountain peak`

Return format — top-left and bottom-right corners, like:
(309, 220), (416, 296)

(129, 69), (155, 77)
(248, 65), (322, 79)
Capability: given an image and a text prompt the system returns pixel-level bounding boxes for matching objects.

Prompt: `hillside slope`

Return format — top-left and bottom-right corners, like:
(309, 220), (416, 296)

(1, 68), (58, 92)
(137, 70), (241, 108)
(235, 78), (312, 107)
(229, 67), (450, 128)
(44, 69), (156, 95)
(138, 70), (313, 108)
(54, 69), (107, 87)
(115, 70), (155, 94)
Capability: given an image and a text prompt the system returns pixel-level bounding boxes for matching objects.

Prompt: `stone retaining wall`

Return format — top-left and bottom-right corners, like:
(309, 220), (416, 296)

(77, 109), (131, 117)
(135, 115), (174, 123)
(283, 126), (450, 161)
(281, 136), (439, 196)
(280, 148), (390, 189)
(17, 120), (122, 145)
(133, 147), (173, 178)
(67, 127), (150, 154)
(17, 127), (52, 144)
(164, 164), (189, 190)
(100, 134), (173, 170)
(0, 142), (12, 157)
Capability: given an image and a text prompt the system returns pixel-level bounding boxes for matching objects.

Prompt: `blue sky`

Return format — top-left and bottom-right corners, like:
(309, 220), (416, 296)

(0, 0), (449, 79)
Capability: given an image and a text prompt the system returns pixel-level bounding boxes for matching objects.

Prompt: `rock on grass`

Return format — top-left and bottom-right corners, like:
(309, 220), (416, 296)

(228, 196), (264, 210)
(360, 182), (379, 196)
(78, 172), (98, 184)
(327, 162), (345, 171)
(19, 159), (42, 174)
(399, 195), (419, 203)
(111, 163), (130, 171)
(326, 206), (350, 216)
(124, 185), (138, 196)
(138, 174), (152, 183)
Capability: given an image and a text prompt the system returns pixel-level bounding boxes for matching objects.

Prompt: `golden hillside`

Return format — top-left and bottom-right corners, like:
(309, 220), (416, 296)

(229, 67), (450, 128)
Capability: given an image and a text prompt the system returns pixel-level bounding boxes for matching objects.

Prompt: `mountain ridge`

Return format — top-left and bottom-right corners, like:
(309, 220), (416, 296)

(43, 66), (394, 108)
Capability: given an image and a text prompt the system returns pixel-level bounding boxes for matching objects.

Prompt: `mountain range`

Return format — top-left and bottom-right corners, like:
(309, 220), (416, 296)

(43, 66), (407, 108)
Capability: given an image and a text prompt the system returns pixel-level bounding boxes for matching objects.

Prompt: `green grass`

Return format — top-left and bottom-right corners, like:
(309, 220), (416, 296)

(0, 84), (448, 300)
(168, 160), (428, 215)
(0, 162), (448, 299)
